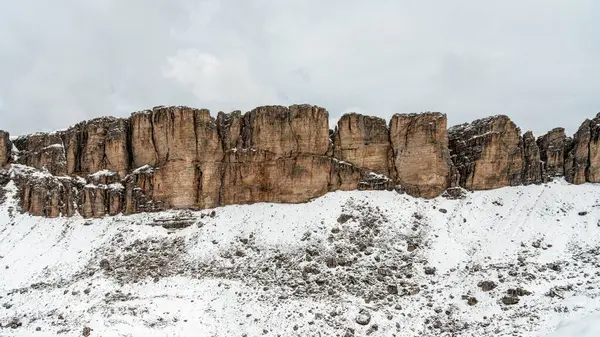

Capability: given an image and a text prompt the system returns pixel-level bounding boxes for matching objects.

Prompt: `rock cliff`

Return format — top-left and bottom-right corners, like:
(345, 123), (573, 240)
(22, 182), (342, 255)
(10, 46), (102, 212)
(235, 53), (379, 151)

(0, 131), (10, 168)
(2, 105), (600, 218)
(448, 115), (525, 190)
(537, 127), (568, 179)
(389, 113), (457, 197)
(332, 113), (391, 175)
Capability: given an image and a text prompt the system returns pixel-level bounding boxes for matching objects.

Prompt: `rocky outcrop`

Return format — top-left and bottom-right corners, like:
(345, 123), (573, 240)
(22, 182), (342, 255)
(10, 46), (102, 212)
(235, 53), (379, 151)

(564, 114), (600, 184)
(5, 105), (600, 218)
(0, 131), (10, 168)
(521, 131), (543, 185)
(389, 113), (457, 197)
(4, 105), (397, 218)
(13, 132), (66, 176)
(64, 117), (130, 178)
(448, 115), (524, 190)
(333, 113), (390, 175)
(537, 128), (567, 179)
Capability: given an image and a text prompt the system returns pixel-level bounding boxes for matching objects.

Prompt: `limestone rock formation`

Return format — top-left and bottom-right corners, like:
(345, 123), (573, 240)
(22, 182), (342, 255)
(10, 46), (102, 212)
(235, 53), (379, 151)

(65, 117), (130, 178)
(7, 104), (600, 219)
(565, 113), (600, 184)
(332, 113), (390, 175)
(3, 104), (396, 218)
(537, 128), (568, 179)
(13, 132), (66, 176)
(449, 115), (524, 190)
(0, 130), (10, 167)
(389, 113), (457, 198)
(521, 131), (543, 185)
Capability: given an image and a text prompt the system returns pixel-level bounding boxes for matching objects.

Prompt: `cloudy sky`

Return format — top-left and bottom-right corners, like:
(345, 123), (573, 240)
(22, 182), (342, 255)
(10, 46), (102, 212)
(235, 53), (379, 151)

(1, 0), (599, 136)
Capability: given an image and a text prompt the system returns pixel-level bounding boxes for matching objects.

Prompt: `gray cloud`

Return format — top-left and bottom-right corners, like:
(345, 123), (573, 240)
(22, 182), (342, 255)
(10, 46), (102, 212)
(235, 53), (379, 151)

(1, 0), (599, 137)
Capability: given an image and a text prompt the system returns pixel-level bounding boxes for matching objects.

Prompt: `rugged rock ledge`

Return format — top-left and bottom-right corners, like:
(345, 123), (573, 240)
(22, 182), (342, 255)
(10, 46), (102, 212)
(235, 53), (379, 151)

(1, 105), (599, 218)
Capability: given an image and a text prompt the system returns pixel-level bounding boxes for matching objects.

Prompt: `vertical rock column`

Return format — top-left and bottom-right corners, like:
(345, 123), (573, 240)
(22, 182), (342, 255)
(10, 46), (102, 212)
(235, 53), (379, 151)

(521, 131), (543, 185)
(389, 113), (457, 198)
(448, 115), (524, 190)
(220, 104), (332, 206)
(537, 127), (568, 180)
(565, 113), (600, 184)
(0, 130), (11, 167)
(332, 113), (391, 175)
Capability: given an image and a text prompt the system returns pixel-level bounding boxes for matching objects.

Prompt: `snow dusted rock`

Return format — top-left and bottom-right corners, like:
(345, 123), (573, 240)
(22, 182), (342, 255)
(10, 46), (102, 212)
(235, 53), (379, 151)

(8, 106), (600, 218)
(449, 115), (525, 190)
(537, 127), (568, 179)
(333, 113), (391, 175)
(64, 116), (130, 178)
(12, 132), (66, 176)
(0, 130), (10, 168)
(565, 113), (600, 184)
(389, 112), (457, 198)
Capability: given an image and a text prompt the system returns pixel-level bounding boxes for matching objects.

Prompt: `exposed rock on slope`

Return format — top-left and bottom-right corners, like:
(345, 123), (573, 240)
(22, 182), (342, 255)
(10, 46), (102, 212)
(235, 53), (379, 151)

(3, 105), (396, 218)
(564, 120), (591, 184)
(565, 113), (600, 184)
(0, 130), (10, 167)
(12, 132), (66, 175)
(332, 113), (390, 175)
(448, 115), (525, 190)
(521, 131), (543, 185)
(389, 113), (457, 198)
(4, 105), (600, 218)
(537, 127), (568, 179)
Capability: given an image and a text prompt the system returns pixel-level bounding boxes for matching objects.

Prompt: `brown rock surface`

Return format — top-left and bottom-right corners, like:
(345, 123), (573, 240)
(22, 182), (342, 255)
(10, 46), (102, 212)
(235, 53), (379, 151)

(564, 119), (591, 184)
(0, 130), (11, 167)
(389, 113), (456, 198)
(13, 132), (66, 176)
(565, 114), (600, 184)
(11, 165), (82, 217)
(332, 113), (390, 175)
(64, 117), (130, 178)
(537, 128), (567, 179)
(17, 105), (600, 218)
(449, 115), (523, 190)
(521, 131), (543, 185)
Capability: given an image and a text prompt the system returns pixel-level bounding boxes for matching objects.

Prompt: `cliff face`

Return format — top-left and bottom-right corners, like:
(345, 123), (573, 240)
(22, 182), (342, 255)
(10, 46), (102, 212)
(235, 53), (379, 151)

(521, 131), (543, 185)
(389, 113), (457, 198)
(564, 113), (600, 184)
(537, 127), (568, 179)
(3, 105), (396, 218)
(332, 113), (391, 175)
(0, 131), (10, 168)
(3, 105), (600, 218)
(448, 115), (525, 190)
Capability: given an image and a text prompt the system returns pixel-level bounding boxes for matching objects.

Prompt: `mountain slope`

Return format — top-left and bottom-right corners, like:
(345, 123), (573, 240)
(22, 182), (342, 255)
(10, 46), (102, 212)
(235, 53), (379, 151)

(1, 179), (600, 336)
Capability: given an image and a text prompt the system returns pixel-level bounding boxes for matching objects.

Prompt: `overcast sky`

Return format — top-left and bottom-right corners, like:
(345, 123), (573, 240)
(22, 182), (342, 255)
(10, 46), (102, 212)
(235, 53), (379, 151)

(1, 0), (599, 136)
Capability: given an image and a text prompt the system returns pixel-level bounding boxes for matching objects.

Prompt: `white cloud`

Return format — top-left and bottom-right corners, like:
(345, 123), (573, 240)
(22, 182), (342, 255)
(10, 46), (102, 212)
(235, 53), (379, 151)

(162, 49), (279, 110)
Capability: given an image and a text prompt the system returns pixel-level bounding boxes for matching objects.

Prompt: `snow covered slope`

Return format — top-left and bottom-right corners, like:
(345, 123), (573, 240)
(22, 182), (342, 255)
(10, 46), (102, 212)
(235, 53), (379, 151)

(1, 179), (600, 336)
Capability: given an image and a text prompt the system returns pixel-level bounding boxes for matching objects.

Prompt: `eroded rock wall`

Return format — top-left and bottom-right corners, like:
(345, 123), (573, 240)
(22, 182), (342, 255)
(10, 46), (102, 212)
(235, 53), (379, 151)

(5, 106), (600, 218)
(389, 113), (457, 198)
(332, 113), (390, 175)
(537, 128), (567, 179)
(0, 131), (10, 168)
(448, 115), (526, 190)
